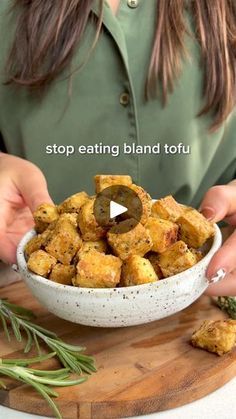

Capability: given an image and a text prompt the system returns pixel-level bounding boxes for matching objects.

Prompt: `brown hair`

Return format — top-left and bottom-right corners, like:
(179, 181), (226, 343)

(6, 0), (236, 131)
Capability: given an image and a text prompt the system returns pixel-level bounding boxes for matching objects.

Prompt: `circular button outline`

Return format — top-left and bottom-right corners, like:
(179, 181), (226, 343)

(93, 185), (143, 234)
(127, 0), (139, 9)
(120, 92), (130, 106)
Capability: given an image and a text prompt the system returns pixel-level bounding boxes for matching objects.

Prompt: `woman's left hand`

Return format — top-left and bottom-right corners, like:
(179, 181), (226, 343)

(200, 180), (236, 296)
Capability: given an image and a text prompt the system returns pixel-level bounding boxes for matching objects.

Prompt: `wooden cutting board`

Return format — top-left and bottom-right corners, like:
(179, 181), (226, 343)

(0, 280), (236, 419)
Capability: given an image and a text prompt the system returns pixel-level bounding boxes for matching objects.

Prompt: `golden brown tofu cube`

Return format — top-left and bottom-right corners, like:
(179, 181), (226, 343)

(177, 208), (215, 248)
(75, 250), (122, 288)
(145, 217), (178, 253)
(159, 240), (197, 278)
(107, 219), (152, 260)
(45, 219), (82, 264)
(152, 195), (183, 222)
(191, 319), (236, 356)
(129, 184), (152, 225)
(27, 250), (57, 276)
(77, 240), (108, 259)
(94, 175), (132, 193)
(121, 255), (158, 286)
(145, 252), (164, 279)
(56, 213), (78, 228)
(58, 192), (89, 214)
(77, 199), (107, 241)
(25, 235), (44, 258)
(49, 264), (76, 285)
(33, 203), (59, 233)
(190, 248), (205, 263)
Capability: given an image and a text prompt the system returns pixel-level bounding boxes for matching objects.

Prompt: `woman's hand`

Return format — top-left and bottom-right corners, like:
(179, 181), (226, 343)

(0, 153), (52, 264)
(200, 180), (236, 296)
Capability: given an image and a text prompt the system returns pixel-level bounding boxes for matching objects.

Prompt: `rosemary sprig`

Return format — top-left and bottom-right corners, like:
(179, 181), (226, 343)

(0, 353), (86, 419)
(0, 298), (96, 418)
(217, 296), (236, 319)
(0, 299), (96, 374)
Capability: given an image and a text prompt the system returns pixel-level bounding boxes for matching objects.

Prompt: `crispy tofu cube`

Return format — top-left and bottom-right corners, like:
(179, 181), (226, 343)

(49, 264), (76, 285)
(145, 252), (164, 279)
(33, 203), (59, 233)
(25, 235), (44, 258)
(27, 250), (57, 276)
(152, 195), (183, 222)
(129, 184), (152, 225)
(121, 255), (158, 286)
(94, 175), (132, 193)
(177, 208), (215, 248)
(58, 192), (89, 214)
(145, 217), (178, 253)
(107, 219), (152, 260)
(74, 250), (122, 288)
(25, 228), (55, 258)
(191, 319), (236, 356)
(190, 248), (205, 263)
(77, 199), (107, 241)
(159, 240), (197, 278)
(77, 240), (108, 259)
(56, 213), (78, 228)
(45, 219), (82, 264)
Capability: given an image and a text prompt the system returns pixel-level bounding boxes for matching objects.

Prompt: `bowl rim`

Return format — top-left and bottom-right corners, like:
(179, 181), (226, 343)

(16, 223), (222, 295)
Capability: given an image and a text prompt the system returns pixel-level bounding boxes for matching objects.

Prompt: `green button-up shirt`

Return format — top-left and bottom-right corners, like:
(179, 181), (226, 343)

(0, 0), (235, 205)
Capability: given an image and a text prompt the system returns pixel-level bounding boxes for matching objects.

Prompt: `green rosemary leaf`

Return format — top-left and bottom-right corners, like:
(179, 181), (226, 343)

(55, 341), (86, 352)
(217, 296), (236, 319)
(23, 326), (33, 353)
(26, 322), (58, 338)
(22, 376), (62, 419)
(33, 331), (41, 355)
(2, 302), (35, 320)
(54, 346), (82, 375)
(2, 353), (56, 366)
(28, 368), (70, 377)
(9, 315), (22, 342)
(29, 374), (87, 387)
(0, 298), (96, 377)
(0, 313), (11, 342)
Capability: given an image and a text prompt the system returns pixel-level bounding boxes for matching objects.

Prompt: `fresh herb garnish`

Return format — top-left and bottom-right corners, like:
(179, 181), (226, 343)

(0, 299), (96, 418)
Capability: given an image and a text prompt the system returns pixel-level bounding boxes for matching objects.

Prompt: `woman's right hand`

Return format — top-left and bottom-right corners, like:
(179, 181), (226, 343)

(0, 153), (53, 264)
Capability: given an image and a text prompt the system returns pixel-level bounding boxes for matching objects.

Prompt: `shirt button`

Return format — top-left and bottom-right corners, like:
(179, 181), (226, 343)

(120, 92), (130, 106)
(127, 0), (139, 9)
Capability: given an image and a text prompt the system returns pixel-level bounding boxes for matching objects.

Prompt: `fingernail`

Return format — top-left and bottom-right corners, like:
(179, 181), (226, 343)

(200, 207), (216, 221)
(208, 268), (227, 284)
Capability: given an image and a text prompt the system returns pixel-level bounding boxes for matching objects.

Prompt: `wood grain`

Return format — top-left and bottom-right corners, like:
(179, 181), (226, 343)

(0, 280), (235, 419)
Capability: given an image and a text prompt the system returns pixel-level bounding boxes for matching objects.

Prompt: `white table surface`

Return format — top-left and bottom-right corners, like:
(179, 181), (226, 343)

(1, 264), (236, 419)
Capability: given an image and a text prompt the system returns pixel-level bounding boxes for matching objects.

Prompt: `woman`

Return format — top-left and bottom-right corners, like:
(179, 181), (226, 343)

(0, 0), (235, 295)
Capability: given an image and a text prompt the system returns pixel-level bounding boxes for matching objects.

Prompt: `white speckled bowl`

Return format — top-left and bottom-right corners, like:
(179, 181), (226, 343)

(17, 225), (222, 328)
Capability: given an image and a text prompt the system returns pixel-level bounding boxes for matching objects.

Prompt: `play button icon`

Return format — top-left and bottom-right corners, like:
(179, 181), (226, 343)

(110, 201), (128, 219)
(94, 185), (143, 233)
